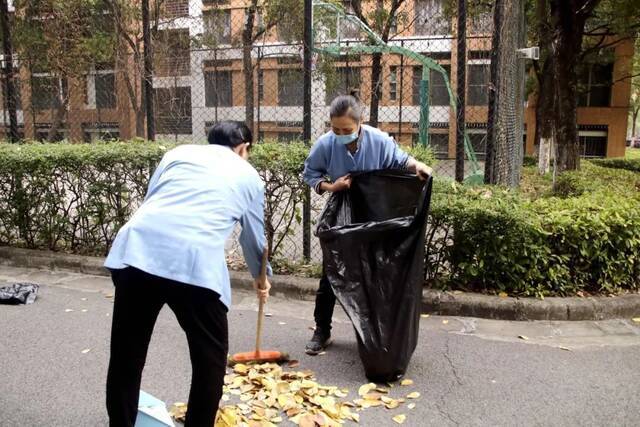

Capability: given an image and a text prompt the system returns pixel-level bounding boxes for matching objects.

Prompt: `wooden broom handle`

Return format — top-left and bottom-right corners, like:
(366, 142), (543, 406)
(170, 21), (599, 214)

(254, 248), (269, 354)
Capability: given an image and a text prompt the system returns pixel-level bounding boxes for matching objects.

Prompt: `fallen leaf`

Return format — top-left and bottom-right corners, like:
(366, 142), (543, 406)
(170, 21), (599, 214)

(393, 414), (407, 424)
(358, 383), (377, 396)
(442, 320), (449, 325)
(498, 292), (508, 298)
(287, 360), (300, 368)
(420, 314), (430, 318)
(334, 389), (348, 398)
(318, 351), (326, 356)
(81, 309), (88, 313)
(81, 298), (87, 301)
(265, 313), (273, 317)
(407, 392), (420, 399)
(400, 379), (414, 386)
(278, 322), (287, 325)
(65, 309), (74, 313)
(105, 294), (114, 299)
(81, 348), (91, 354)
(518, 335), (529, 341)
(632, 317), (640, 323)
(559, 346), (572, 351)
(407, 403), (416, 410)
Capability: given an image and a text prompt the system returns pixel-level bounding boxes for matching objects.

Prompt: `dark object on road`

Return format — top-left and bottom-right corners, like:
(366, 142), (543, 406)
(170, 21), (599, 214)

(317, 170), (433, 382)
(0, 283), (39, 305)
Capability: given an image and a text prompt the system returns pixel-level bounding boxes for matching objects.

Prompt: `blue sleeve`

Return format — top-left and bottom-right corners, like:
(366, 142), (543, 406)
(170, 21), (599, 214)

(303, 141), (328, 193)
(239, 187), (273, 278)
(381, 135), (410, 169)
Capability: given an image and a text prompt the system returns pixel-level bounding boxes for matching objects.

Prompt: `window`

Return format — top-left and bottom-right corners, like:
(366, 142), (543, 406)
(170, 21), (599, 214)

(469, 11), (492, 34)
(468, 130), (487, 159)
(203, 9), (231, 45)
(278, 69), (304, 106)
(412, 65), (451, 106)
(86, 64), (116, 109)
(340, 1), (360, 39)
(164, 0), (189, 18)
(83, 123), (120, 142)
(0, 74), (22, 110)
(468, 64), (489, 105)
(154, 87), (192, 134)
(204, 70), (232, 107)
(278, 131), (302, 143)
(389, 17), (398, 35)
(326, 67), (361, 104)
(578, 62), (613, 107)
(35, 125), (67, 142)
(579, 130), (607, 157)
(389, 66), (398, 101)
(154, 29), (191, 76)
(413, 132), (449, 156)
(258, 70), (264, 101)
(415, 0), (450, 36)
(32, 75), (68, 110)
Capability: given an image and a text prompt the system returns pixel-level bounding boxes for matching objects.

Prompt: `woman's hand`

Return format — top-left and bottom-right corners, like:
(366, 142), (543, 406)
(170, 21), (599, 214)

(406, 157), (433, 180)
(253, 277), (271, 304)
(415, 162), (433, 180)
(322, 175), (352, 192)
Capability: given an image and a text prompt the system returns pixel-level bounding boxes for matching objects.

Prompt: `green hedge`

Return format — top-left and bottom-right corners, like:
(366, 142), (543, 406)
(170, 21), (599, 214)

(427, 163), (640, 296)
(590, 158), (640, 173)
(2, 140), (637, 296)
(0, 139), (435, 261)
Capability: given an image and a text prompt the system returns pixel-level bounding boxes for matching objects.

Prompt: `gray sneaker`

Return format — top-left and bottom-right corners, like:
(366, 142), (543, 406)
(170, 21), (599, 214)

(305, 328), (332, 355)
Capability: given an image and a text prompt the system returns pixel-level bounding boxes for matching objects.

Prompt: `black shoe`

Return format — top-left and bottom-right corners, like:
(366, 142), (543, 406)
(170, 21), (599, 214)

(305, 328), (332, 355)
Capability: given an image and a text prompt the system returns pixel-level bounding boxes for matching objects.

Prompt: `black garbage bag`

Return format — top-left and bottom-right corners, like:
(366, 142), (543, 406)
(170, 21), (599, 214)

(0, 283), (39, 305)
(317, 170), (433, 382)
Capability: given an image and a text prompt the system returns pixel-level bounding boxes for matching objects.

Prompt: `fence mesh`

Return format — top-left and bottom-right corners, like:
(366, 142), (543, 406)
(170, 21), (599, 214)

(0, 0), (523, 267)
(485, 0), (526, 187)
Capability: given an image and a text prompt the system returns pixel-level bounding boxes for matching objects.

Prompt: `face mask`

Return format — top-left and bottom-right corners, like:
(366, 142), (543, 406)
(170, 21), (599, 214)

(334, 130), (359, 145)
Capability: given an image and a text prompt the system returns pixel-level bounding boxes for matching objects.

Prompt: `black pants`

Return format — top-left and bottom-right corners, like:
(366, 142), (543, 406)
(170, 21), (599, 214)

(106, 267), (228, 427)
(313, 268), (336, 332)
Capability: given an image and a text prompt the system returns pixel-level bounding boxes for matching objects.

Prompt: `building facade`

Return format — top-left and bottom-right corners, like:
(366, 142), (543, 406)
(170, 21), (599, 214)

(0, 0), (632, 160)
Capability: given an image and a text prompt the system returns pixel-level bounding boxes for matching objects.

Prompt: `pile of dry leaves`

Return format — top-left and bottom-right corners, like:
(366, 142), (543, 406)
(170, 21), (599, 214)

(169, 363), (420, 426)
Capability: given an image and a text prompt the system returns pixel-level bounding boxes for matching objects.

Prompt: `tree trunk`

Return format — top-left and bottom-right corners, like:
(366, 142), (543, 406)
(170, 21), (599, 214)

(550, 2), (586, 172)
(243, 2), (257, 134)
(633, 106), (639, 137)
(536, 68), (555, 174)
(368, 52), (382, 126)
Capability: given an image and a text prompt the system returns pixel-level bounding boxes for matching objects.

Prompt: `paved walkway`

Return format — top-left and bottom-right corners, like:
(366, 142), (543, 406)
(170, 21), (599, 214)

(1, 266), (639, 426)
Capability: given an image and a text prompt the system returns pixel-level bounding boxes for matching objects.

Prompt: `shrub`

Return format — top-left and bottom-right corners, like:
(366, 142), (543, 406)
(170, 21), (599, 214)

(523, 154), (537, 167)
(427, 164), (640, 297)
(590, 157), (640, 173)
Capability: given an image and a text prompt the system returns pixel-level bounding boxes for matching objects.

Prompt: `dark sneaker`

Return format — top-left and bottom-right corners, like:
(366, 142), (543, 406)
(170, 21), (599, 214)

(305, 328), (332, 355)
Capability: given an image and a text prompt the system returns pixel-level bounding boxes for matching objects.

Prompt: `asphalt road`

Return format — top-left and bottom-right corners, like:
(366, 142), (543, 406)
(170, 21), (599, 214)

(1, 266), (639, 427)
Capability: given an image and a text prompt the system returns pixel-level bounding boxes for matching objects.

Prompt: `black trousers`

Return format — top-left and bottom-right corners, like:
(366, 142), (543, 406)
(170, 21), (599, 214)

(106, 267), (228, 427)
(313, 268), (336, 332)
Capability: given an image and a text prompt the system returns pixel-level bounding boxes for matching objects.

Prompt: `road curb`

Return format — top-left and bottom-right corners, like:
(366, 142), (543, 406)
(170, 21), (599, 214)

(1, 246), (639, 320)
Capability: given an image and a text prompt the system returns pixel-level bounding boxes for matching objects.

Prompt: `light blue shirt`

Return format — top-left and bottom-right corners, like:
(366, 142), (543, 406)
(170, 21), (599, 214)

(104, 144), (271, 309)
(303, 124), (410, 193)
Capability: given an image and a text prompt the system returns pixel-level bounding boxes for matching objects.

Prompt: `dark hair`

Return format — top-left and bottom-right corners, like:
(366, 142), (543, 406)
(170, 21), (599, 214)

(207, 121), (253, 148)
(329, 95), (363, 122)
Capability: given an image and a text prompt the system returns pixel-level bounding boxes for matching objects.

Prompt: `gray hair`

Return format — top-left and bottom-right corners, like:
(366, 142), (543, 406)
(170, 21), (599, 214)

(329, 95), (363, 122)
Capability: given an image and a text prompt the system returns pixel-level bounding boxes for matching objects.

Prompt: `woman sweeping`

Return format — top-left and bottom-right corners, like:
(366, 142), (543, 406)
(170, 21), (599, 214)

(302, 95), (432, 355)
(104, 121), (272, 426)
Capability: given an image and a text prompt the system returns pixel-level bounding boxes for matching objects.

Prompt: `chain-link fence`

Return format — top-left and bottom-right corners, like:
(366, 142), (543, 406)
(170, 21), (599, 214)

(0, 0), (525, 267)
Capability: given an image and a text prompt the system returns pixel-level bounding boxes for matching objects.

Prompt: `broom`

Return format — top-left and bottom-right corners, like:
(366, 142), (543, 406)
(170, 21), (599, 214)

(228, 248), (289, 366)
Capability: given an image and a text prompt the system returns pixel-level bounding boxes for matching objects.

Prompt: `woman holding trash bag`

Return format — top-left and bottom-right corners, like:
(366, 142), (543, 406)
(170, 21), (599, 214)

(302, 95), (432, 355)
(104, 121), (272, 427)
